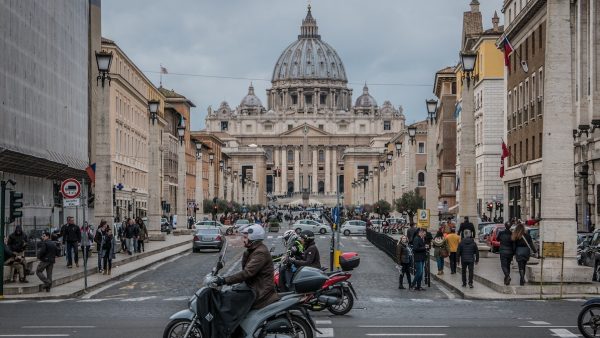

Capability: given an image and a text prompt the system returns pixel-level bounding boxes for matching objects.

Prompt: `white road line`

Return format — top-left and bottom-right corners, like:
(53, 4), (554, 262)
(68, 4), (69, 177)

(23, 326), (95, 329)
(77, 299), (110, 303)
(565, 298), (586, 302)
(81, 280), (122, 299)
(549, 328), (579, 337)
(121, 296), (157, 302)
(267, 236), (274, 239)
(432, 280), (456, 300)
(316, 320), (332, 325)
(529, 321), (551, 325)
(519, 326), (577, 328)
(0, 300), (26, 304)
(38, 299), (68, 303)
(163, 296), (189, 301)
(359, 326), (449, 328)
(316, 328), (334, 337)
(365, 334), (446, 337)
(369, 297), (394, 303)
(410, 299), (434, 303)
(0, 335), (70, 337)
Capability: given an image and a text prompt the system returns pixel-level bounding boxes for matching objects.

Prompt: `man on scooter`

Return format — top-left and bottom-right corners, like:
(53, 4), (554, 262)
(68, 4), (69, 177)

(290, 230), (321, 269)
(278, 230), (304, 291)
(211, 224), (280, 309)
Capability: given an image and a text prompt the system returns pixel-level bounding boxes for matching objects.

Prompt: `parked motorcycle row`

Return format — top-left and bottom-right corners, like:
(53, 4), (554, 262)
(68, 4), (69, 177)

(163, 243), (360, 338)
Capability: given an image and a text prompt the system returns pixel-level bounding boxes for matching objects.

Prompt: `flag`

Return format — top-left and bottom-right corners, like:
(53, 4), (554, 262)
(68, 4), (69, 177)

(86, 163), (96, 184)
(500, 36), (514, 68)
(160, 66), (168, 74)
(500, 141), (510, 178)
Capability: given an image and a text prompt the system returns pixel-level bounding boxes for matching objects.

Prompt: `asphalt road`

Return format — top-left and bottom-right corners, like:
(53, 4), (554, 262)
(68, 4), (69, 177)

(0, 225), (585, 338)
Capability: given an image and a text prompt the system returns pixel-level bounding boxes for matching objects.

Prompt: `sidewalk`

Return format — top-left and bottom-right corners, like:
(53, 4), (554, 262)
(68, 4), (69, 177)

(369, 230), (598, 300)
(1, 234), (191, 300)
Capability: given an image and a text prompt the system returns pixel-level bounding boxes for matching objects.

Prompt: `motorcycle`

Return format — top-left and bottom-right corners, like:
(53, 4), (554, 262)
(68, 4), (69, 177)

(273, 252), (359, 316)
(578, 299), (600, 338)
(164, 244), (328, 338)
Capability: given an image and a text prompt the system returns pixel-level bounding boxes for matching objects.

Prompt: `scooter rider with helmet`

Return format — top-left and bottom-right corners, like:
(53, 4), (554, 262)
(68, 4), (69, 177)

(278, 230), (304, 291)
(210, 224), (280, 309)
(290, 230), (321, 269)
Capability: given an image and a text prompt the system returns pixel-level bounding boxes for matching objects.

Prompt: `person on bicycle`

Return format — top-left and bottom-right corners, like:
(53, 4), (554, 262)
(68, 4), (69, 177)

(290, 230), (321, 269)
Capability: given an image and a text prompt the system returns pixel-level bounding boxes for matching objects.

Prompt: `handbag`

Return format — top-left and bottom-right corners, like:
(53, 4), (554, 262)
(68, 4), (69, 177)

(441, 248), (450, 258)
(516, 238), (532, 259)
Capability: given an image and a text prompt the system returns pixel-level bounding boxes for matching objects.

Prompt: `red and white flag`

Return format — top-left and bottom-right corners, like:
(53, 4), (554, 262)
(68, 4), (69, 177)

(500, 141), (510, 178)
(500, 36), (514, 69)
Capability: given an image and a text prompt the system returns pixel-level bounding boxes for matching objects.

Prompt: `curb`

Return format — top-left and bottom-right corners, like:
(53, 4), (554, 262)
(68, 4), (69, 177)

(1, 242), (191, 300)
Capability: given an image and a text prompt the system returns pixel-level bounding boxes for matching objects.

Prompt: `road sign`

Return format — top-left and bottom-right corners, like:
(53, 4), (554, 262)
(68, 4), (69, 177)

(63, 198), (81, 207)
(417, 209), (430, 228)
(61, 178), (81, 199)
(542, 241), (564, 258)
(332, 206), (340, 225)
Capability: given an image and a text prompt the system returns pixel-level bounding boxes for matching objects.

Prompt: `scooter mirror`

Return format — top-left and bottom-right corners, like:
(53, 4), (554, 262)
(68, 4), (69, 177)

(269, 247), (275, 253)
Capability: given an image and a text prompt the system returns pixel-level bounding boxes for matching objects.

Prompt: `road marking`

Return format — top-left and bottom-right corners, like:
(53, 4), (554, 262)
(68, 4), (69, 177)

(529, 321), (551, 325)
(38, 299), (67, 303)
(316, 320), (332, 325)
(565, 298), (586, 302)
(410, 299), (434, 303)
(267, 236), (273, 239)
(77, 299), (110, 303)
(365, 334), (446, 337)
(359, 326), (449, 328)
(164, 296), (189, 301)
(121, 296), (157, 302)
(549, 329), (579, 337)
(0, 300), (26, 304)
(81, 280), (122, 299)
(432, 280), (455, 300)
(519, 326), (577, 328)
(316, 328), (334, 337)
(0, 335), (70, 337)
(22, 326), (94, 329)
(369, 297), (394, 303)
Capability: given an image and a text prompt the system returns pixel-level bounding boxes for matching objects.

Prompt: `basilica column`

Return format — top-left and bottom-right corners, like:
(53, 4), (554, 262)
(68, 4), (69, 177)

(273, 147), (279, 195)
(331, 147), (338, 195)
(281, 148), (288, 195)
(294, 147), (300, 193)
(325, 147), (331, 195)
(232, 171), (238, 203)
(312, 148), (318, 194)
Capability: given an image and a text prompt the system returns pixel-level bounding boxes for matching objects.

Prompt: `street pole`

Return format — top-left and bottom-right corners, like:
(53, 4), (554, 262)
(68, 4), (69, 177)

(0, 181), (6, 297)
(81, 178), (87, 291)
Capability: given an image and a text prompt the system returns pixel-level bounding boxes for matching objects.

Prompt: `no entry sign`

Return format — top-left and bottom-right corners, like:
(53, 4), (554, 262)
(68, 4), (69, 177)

(61, 178), (81, 199)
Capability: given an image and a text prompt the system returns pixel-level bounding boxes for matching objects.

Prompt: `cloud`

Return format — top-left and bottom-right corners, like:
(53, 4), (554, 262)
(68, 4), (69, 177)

(101, 0), (503, 130)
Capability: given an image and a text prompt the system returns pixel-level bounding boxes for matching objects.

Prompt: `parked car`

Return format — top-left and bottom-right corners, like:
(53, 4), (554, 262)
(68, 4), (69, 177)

(477, 221), (495, 234)
(292, 219), (330, 235)
(161, 218), (172, 234)
(192, 227), (224, 252)
(579, 229), (600, 280)
(478, 224), (495, 243)
(340, 220), (367, 236)
(194, 220), (234, 235)
(486, 224), (506, 253)
(234, 219), (251, 231)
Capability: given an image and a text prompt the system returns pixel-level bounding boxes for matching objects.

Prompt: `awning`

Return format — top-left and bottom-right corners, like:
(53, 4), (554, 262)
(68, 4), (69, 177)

(0, 148), (87, 181)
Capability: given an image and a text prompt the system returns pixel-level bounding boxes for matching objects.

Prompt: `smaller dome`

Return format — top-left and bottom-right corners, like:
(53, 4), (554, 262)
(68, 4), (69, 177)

(218, 101), (232, 114)
(354, 84), (377, 108)
(240, 83), (263, 108)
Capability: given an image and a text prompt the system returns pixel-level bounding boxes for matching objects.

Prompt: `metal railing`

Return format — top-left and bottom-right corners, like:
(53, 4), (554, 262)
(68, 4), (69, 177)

(366, 228), (398, 263)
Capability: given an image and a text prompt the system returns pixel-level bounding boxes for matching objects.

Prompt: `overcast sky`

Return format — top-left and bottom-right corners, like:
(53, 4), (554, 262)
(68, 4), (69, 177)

(102, 0), (503, 130)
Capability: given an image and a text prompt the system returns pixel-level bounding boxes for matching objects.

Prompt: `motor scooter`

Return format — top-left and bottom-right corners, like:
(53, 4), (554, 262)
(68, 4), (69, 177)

(164, 244), (328, 338)
(578, 299), (600, 338)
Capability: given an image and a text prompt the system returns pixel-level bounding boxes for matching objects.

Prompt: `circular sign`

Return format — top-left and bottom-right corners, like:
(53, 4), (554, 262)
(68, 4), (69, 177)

(61, 178), (81, 199)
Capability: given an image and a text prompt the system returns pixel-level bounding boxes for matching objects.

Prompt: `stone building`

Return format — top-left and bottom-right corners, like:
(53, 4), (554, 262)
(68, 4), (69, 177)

(203, 6), (406, 206)
(0, 1), (92, 228)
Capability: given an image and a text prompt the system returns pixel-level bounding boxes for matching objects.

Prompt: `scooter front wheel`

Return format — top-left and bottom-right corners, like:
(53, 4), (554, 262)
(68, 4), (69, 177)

(579, 304), (600, 338)
(327, 288), (354, 316)
(163, 319), (202, 338)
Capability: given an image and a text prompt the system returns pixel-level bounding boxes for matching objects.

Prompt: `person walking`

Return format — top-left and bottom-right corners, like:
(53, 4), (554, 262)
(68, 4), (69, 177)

(80, 222), (94, 267)
(94, 220), (107, 273)
(432, 229), (449, 275)
(512, 223), (537, 286)
(457, 229), (479, 288)
(63, 216), (81, 268)
(137, 218), (148, 253)
(446, 228), (460, 274)
(100, 228), (117, 275)
(410, 228), (427, 291)
(458, 216), (476, 239)
(125, 218), (135, 255)
(132, 218), (141, 253)
(497, 222), (515, 285)
(396, 235), (413, 289)
(36, 231), (58, 292)
(406, 223), (418, 244)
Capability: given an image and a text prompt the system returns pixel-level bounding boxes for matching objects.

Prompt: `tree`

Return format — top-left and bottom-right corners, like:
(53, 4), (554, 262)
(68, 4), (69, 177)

(373, 200), (392, 216)
(394, 189), (425, 225)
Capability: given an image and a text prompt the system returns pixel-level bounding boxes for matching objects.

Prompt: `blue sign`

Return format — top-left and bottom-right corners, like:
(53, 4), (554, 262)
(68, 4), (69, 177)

(332, 206), (340, 225)
(116, 183), (124, 190)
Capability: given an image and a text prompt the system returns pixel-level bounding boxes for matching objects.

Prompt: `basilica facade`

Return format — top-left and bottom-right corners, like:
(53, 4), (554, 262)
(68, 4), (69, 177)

(204, 6), (406, 206)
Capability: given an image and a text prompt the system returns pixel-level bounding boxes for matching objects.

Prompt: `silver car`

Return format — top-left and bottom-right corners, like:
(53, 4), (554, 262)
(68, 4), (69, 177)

(194, 220), (234, 235)
(292, 219), (330, 234)
(340, 220), (367, 236)
(192, 227), (224, 252)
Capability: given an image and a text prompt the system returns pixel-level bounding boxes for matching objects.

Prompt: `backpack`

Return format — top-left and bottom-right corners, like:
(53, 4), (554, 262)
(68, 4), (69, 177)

(55, 241), (64, 257)
(94, 229), (103, 244)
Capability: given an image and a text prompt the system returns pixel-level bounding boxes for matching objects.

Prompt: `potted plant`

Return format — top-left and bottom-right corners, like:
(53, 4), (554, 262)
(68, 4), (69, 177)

(268, 220), (280, 233)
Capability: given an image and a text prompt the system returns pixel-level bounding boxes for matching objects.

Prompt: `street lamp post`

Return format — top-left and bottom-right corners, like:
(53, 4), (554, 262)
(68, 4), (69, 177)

(147, 99), (165, 240)
(408, 126), (417, 191)
(426, 99), (438, 124)
(195, 140), (203, 217)
(176, 115), (187, 230)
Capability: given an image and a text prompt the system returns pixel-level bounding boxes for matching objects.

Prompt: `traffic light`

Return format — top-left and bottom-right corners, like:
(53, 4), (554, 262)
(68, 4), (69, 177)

(9, 191), (23, 223)
(112, 186), (116, 206)
(487, 202), (493, 212)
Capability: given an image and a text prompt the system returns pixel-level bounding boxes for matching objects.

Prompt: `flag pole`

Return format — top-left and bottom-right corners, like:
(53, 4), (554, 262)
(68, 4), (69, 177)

(159, 64), (163, 87)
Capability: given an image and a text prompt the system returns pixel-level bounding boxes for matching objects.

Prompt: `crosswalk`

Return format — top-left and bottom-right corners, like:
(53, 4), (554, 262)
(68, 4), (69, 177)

(518, 320), (579, 337)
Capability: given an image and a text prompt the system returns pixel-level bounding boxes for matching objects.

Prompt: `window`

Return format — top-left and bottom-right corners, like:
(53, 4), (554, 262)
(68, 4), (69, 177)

(320, 94), (327, 105)
(525, 138), (529, 161)
(288, 124), (293, 131)
(383, 121), (391, 131)
(264, 124), (273, 131)
(246, 124), (252, 132)
(418, 142), (425, 154)
(417, 172), (425, 187)
(539, 24), (543, 50)
(318, 149), (325, 162)
(305, 94), (313, 105)
(519, 141), (522, 163)
(318, 124), (324, 130)
(532, 136), (536, 159)
(287, 150), (294, 163)
(539, 132), (543, 157)
(291, 94), (298, 105)
(451, 82), (457, 94)
(359, 124), (366, 132)
(339, 124), (347, 131)
(532, 32), (536, 55)
(220, 121), (229, 131)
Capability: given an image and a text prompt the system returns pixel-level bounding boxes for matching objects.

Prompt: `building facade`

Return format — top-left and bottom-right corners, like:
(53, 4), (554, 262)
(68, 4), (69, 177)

(203, 6), (406, 207)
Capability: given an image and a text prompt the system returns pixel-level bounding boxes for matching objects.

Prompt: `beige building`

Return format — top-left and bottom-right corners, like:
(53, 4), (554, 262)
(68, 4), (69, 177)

(203, 6), (406, 207)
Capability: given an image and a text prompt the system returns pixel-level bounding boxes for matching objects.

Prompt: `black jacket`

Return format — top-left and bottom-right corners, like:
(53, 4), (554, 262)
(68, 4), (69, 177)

(457, 237), (479, 263)
(514, 233), (537, 260)
(38, 240), (58, 264)
(412, 236), (427, 262)
(3, 246), (16, 263)
(7, 228), (27, 252)
(406, 227), (418, 243)
(458, 221), (476, 239)
(64, 224), (81, 243)
(294, 242), (321, 269)
(498, 229), (514, 255)
(396, 243), (412, 264)
(125, 224), (135, 238)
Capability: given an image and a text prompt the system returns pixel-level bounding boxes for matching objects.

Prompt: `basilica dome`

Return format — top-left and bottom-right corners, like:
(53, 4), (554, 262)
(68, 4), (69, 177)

(355, 85), (377, 108)
(271, 6), (347, 83)
(240, 84), (263, 108)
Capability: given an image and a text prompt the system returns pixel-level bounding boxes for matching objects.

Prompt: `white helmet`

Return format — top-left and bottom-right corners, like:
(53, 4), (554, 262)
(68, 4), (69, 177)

(242, 224), (265, 242)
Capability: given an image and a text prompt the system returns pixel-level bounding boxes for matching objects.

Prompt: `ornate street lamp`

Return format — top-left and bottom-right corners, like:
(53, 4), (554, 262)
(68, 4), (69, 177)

(177, 117), (186, 145)
(95, 50), (113, 87)
(148, 100), (160, 125)
(379, 161), (385, 170)
(219, 160), (224, 171)
(194, 140), (202, 160)
(386, 152), (393, 165)
(395, 142), (402, 156)
(460, 51), (478, 87)
(426, 99), (438, 124)
(408, 126), (417, 144)
(209, 153), (214, 165)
